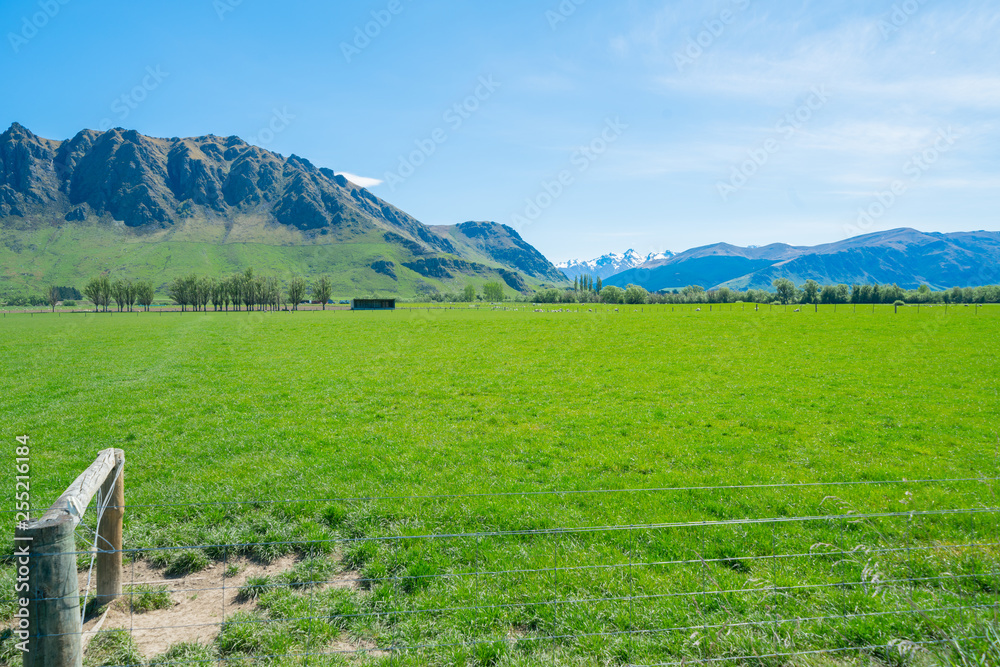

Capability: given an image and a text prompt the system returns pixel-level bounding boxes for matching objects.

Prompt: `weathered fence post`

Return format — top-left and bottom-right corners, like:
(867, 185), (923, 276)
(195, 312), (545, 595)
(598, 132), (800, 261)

(17, 449), (124, 667)
(96, 450), (124, 605)
(16, 515), (79, 666)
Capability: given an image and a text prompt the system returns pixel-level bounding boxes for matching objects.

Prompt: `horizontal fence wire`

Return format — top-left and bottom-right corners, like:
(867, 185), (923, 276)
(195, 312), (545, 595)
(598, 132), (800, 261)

(3, 475), (997, 514)
(13, 505), (1000, 558)
(9, 539), (1000, 606)
(8, 480), (999, 665)
(30, 602), (1000, 643)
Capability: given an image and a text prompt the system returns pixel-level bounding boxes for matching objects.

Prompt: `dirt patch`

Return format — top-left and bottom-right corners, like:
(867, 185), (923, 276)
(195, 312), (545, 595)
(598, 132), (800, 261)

(78, 556), (366, 660)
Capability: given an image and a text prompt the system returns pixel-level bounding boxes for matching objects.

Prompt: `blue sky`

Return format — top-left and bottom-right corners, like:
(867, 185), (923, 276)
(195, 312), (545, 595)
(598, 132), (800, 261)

(2, 0), (998, 262)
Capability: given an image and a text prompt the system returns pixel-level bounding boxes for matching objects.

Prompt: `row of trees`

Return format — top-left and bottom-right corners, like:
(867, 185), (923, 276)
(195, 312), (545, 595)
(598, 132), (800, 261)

(13, 272), (1000, 310)
(166, 269), (334, 312)
(428, 281), (506, 303)
(573, 274), (603, 295)
(76, 269), (335, 312)
(531, 280), (1000, 306)
(535, 284), (649, 304)
(1, 286), (83, 310)
(82, 276), (156, 312)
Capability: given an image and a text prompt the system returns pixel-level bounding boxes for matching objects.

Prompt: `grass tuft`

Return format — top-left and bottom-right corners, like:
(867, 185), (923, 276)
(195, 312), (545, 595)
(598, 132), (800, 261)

(148, 641), (217, 666)
(84, 629), (144, 667)
(124, 584), (173, 613)
(237, 575), (272, 601)
(164, 549), (210, 577)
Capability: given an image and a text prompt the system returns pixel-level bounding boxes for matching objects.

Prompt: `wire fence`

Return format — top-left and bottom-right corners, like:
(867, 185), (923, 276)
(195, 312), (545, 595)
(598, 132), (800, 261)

(5, 477), (1000, 666)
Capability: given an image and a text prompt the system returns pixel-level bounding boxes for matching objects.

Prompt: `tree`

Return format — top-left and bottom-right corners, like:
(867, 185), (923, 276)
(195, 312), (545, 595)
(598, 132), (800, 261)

(535, 288), (561, 303)
(211, 279), (226, 311)
(624, 284), (649, 304)
(266, 276), (281, 311)
(46, 284), (60, 312)
(111, 279), (127, 312)
(573, 276), (579, 292)
(462, 284), (476, 302)
(681, 285), (706, 303)
(773, 278), (795, 304)
(196, 277), (213, 312)
(124, 279), (138, 312)
(287, 277), (308, 310)
(168, 276), (191, 311)
(882, 283), (904, 303)
(97, 275), (111, 312)
(312, 276), (333, 310)
(241, 268), (256, 311)
(83, 278), (102, 312)
(227, 275), (242, 311)
(596, 277), (602, 292)
(820, 284), (838, 304)
(135, 281), (155, 311)
(482, 281), (504, 302)
(801, 280), (820, 304)
(600, 285), (625, 304)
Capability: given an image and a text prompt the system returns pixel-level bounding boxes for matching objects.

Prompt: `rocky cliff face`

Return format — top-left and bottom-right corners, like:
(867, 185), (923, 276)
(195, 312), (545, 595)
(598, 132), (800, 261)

(430, 221), (566, 283)
(0, 123), (566, 288)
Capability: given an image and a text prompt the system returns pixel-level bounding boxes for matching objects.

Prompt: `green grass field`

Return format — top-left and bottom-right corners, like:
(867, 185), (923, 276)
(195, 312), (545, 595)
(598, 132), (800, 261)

(2, 305), (998, 666)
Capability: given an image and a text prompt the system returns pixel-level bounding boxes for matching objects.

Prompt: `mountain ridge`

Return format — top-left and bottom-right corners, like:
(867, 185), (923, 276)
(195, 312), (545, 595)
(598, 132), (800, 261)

(0, 123), (566, 296)
(605, 228), (1000, 291)
(556, 248), (673, 280)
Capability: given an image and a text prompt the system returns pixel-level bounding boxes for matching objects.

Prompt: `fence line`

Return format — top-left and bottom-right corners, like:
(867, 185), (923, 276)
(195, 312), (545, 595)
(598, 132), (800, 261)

(8, 469), (999, 666)
(14, 505), (998, 560)
(2, 474), (991, 513)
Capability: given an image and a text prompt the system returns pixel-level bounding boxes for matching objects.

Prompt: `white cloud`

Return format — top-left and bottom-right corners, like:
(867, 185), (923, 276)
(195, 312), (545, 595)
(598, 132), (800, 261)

(336, 172), (383, 188)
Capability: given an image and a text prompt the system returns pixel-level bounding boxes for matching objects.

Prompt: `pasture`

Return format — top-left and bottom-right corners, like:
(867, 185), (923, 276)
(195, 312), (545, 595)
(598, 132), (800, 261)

(1, 304), (998, 665)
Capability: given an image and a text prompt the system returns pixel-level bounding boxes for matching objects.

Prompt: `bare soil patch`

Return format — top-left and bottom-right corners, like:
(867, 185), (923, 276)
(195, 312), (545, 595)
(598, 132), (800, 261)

(78, 556), (367, 660)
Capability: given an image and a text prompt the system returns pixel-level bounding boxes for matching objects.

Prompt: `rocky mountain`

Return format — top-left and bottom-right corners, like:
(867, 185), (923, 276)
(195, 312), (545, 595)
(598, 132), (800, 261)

(604, 229), (1000, 291)
(556, 249), (673, 281)
(0, 123), (565, 296)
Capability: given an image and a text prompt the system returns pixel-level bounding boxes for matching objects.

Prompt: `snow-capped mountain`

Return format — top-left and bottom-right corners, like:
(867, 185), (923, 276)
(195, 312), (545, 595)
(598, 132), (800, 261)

(556, 249), (674, 280)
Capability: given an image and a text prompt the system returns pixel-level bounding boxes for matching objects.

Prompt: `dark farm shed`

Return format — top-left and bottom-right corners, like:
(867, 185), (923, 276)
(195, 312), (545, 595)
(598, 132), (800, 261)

(352, 298), (396, 310)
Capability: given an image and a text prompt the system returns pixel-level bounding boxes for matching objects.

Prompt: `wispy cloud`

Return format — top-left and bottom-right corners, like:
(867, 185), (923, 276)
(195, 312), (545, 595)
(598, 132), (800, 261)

(336, 172), (383, 188)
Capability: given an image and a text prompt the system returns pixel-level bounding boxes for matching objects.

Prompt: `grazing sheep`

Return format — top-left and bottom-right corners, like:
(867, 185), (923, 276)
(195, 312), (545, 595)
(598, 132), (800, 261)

(794, 308), (800, 312)
(695, 308), (701, 311)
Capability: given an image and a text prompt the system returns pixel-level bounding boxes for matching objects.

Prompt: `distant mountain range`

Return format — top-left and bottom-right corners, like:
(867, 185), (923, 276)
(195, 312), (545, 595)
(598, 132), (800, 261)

(604, 228), (1000, 291)
(0, 123), (566, 296)
(556, 249), (673, 280)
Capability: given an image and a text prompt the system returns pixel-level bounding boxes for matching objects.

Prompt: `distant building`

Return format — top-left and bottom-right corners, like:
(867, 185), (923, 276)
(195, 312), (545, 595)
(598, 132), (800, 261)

(351, 298), (396, 310)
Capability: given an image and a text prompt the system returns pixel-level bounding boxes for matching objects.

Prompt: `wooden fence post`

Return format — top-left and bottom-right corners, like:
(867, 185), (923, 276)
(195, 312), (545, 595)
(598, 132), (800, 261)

(16, 515), (80, 667)
(96, 450), (124, 605)
(17, 449), (123, 667)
